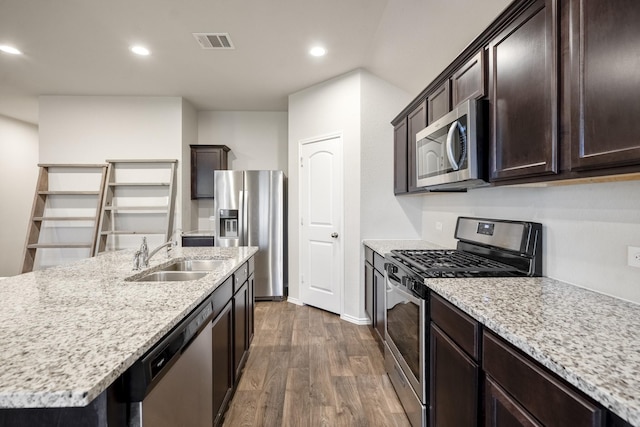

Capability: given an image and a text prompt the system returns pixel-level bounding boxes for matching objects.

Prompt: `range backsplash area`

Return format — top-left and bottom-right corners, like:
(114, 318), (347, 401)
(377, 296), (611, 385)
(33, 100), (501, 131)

(420, 179), (640, 303)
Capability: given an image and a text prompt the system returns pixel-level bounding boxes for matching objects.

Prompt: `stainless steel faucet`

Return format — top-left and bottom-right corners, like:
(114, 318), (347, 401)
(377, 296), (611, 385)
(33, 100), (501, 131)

(145, 240), (176, 266)
(132, 237), (175, 270)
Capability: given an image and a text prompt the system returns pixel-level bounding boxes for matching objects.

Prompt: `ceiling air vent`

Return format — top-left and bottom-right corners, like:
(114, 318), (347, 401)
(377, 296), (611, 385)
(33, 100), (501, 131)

(193, 33), (235, 50)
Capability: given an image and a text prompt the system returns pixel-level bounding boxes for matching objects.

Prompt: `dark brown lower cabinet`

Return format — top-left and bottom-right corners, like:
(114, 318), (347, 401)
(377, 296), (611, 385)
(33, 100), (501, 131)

(429, 323), (479, 427)
(233, 281), (249, 378)
(248, 273), (255, 344)
(373, 267), (385, 341)
(486, 376), (542, 427)
(364, 246), (386, 344)
(212, 301), (233, 426)
(483, 331), (604, 427)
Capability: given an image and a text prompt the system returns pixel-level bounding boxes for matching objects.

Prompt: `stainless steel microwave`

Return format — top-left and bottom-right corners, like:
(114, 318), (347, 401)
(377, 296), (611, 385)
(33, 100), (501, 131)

(415, 99), (486, 190)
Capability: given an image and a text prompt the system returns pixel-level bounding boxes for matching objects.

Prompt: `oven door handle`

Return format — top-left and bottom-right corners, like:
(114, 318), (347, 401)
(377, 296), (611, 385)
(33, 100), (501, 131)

(386, 277), (423, 306)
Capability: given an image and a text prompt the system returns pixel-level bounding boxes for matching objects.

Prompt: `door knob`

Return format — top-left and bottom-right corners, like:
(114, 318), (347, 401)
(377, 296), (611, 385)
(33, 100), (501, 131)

(331, 232), (339, 238)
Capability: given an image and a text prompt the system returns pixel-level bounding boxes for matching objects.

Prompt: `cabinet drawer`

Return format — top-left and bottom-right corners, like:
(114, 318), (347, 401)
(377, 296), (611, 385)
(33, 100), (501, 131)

(431, 293), (480, 360)
(365, 246), (374, 265)
(212, 276), (233, 319)
(234, 262), (249, 292)
(483, 331), (604, 427)
(373, 252), (386, 273)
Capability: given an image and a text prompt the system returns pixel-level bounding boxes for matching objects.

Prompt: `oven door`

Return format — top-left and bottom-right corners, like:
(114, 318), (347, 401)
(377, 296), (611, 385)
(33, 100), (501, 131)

(384, 266), (427, 403)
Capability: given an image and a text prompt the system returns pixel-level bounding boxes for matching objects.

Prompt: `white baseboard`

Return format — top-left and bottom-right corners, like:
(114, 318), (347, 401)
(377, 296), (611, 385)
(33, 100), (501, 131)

(340, 313), (371, 326)
(287, 297), (304, 306)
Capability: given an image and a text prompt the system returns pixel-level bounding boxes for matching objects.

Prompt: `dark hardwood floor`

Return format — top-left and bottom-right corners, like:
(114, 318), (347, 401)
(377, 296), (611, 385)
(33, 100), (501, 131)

(223, 301), (410, 427)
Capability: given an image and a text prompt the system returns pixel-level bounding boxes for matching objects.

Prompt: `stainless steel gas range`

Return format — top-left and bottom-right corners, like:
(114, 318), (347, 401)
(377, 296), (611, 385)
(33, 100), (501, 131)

(383, 217), (543, 427)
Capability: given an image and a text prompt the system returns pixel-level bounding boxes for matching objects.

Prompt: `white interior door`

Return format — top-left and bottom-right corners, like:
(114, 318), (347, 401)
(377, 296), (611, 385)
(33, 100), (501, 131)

(299, 134), (343, 314)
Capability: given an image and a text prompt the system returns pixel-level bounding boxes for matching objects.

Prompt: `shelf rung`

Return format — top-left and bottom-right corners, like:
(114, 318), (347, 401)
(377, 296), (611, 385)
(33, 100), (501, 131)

(104, 206), (168, 212)
(27, 243), (92, 249)
(106, 159), (178, 164)
(38, 191), (100, 196)
(100, 231), (165, 235)
(38, 164), (107, 168)
(33, 217), (96, 221)
(108, 182), (170, 187)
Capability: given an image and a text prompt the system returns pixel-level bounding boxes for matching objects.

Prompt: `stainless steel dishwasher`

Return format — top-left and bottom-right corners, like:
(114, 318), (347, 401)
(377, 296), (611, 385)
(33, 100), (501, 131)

(124, 297), (214, 427)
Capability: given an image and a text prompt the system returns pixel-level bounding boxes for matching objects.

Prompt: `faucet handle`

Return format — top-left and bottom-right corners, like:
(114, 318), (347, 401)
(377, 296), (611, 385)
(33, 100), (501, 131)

(133, 250), (142, 270)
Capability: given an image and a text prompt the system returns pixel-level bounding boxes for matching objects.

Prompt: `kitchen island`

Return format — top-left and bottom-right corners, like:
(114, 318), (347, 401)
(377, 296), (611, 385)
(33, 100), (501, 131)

(0, 246), (257, 424)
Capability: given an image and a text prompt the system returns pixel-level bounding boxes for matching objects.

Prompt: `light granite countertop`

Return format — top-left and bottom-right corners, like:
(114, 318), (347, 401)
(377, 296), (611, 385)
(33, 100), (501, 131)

(427, 276), (640, 426)
(363, 239), (443, 255)
(0, 246), (257, 409)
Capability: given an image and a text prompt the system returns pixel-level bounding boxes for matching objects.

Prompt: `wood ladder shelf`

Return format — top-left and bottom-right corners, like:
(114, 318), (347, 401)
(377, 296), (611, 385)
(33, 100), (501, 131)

(94, 159), (178, 255)
(21, 164), (108, 273)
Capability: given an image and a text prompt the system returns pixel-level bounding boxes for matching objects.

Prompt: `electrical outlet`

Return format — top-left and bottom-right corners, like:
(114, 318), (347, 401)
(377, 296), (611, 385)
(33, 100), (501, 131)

(435, 221), (443, 232)
(628, 246), (640, 268)
(209, 216), (215, 221)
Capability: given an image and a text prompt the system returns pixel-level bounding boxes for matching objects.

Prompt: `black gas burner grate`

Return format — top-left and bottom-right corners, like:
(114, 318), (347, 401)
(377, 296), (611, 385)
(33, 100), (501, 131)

(393, 249), (519, 276)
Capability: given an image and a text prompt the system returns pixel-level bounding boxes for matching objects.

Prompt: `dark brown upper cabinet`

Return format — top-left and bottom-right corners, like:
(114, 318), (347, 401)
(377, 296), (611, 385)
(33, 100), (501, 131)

(570, 0), (640, 171)
(428, 82), (451, 125)
(452, 50), (486, 107)
(408, 100), (428, 192)
(190, 145), (230, 199)
(488, 0), (559, 182)
(393, 119), (408, 194)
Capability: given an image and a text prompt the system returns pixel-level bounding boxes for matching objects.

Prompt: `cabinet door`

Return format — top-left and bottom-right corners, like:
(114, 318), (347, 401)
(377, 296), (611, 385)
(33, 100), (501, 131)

(570, 0), (640, 171)
(485, 376), (543, 427)
(373, 267), (385, 341)
(408, 101), (427, 192)
(248, 273), (255, 345)
(488, 0), (558, 181)
(233, 281), (249, 378)
(452, 50), (486, 107)
(212, 301), (233, 426)
(190, 145), (229, 199)
(430, 324), (479, 427)
(428, 81), (451, 124)
(364, 261), (374, 324)
(394, 119), (409, 194)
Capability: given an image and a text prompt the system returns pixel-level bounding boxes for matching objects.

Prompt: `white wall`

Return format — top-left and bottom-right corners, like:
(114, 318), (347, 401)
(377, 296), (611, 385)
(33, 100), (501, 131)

(181, 100), (198, 234)
(0, 115), (39, 276)
(420, 180), (640, 303)
(289, 70), (362, 318)
(195, 111), (288, 230)
(289, 69), (419, 321)
(360, 72), (421, 240)
(198, 111), (288, 171)
(38, 96), (188, 266)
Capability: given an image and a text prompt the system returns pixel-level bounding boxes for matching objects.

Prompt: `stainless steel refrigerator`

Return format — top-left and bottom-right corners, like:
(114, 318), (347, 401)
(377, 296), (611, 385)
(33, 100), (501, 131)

(213, 170), (286, 300)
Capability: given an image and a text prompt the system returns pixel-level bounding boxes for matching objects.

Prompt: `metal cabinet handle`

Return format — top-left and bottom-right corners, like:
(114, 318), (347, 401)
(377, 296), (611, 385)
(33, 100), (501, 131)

(331, 232), (339, 238)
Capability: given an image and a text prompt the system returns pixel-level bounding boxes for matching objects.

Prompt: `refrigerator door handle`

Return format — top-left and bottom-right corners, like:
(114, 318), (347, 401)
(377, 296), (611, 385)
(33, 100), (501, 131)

(240, 189), (249, 246)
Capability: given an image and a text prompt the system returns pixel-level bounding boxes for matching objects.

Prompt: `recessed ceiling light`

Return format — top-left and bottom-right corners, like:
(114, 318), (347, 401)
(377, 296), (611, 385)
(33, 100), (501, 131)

(130, 45), (150, 56)
(0, 45), (22, 55)
(309, 46), (326, 57)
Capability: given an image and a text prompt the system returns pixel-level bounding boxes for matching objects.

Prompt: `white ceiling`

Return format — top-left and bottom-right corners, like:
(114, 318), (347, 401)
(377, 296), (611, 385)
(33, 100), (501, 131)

(0, 0), (511, 124)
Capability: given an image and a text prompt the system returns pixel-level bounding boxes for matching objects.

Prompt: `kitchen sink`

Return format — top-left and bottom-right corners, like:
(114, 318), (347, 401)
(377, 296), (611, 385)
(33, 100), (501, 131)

(133, 271), (209, 282)
(159, 259), (225, 272)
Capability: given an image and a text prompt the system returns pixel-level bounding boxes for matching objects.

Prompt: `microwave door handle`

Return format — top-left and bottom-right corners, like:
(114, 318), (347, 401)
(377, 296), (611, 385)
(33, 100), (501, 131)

(446, 120), (461, 170)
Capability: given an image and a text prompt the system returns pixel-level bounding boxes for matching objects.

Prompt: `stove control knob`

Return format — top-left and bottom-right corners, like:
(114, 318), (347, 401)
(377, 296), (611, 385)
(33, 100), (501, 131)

(385, 263), (397, 274)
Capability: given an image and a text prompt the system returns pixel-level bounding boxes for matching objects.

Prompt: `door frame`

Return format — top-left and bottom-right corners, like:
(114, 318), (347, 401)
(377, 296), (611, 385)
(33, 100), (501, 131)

(298, 131), (344, 316)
